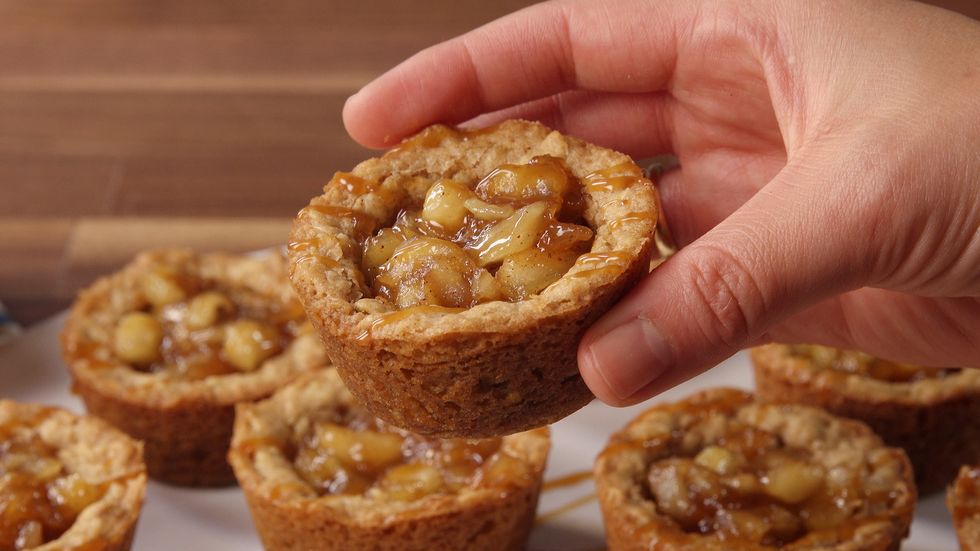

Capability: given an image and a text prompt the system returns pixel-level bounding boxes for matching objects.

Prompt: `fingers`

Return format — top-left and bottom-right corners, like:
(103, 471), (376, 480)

(578, 160), (875, 406)
(462, 90), (676, 159)
(766, 290), (980, 368)
(344, 0), (697, 147)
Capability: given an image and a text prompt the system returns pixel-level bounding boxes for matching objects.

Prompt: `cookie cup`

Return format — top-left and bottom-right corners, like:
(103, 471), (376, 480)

(594, 388), (915, 551)
(288, 119), (657, 437)
(752, 344), (980, 494)
(948, 465), (980, 551)
(228, 369), (550, 551)
(0, 401), (146, 551)
(62, 250), (327, 486)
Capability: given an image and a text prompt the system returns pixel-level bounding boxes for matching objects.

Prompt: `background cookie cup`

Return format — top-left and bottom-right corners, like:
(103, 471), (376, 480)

(288, 119), (658, 437)
(751, 344), (980, 494)
(228, 369), (550, 551)
(0, 400), (146, 551)
(594, 388), (915, 551)
(948, 465), (980, 551)
(61, 249), (328, 486)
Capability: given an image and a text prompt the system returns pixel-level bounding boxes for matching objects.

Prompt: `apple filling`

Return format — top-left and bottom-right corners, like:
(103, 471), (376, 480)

(292, 408), (531, 501)
(0, 418), (104, 550)
(645, 424), (894, 547)
(359, 156), (643, 308)
(85, 267), (308, 380)
(787, 345), (959, 383)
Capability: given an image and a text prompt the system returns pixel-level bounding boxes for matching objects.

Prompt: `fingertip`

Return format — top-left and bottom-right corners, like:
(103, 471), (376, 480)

(578, 318), (672, 407)
(342, 88), (394, 149)
(578, 341), (628, 406)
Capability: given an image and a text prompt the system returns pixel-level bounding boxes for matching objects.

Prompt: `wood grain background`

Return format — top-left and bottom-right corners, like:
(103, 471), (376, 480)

(0, 0), (537, 324)
(2, 0), (977, 326)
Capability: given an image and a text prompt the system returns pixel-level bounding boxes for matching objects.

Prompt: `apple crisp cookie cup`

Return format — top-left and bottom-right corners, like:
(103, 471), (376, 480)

(288, 119), (658, 437)
(61, 249), (328, 486)
(0, 400), (146, 551)
(594, 388), (916, 551)
(228, 369), (550, 551)
(751, 344), (980, 494)
(948, 465), (980, 551)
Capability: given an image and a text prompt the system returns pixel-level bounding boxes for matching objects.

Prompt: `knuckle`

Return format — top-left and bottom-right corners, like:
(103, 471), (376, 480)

(685, 245), (767, 350)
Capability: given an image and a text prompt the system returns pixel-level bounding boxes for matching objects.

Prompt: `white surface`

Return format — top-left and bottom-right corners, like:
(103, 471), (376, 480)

(0, 313), (958, 551)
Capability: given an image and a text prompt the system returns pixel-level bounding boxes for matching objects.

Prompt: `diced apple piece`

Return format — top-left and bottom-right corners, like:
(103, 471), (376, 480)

(421, 180), (473, 232)
(222, 320), (280, 372)
(472, 269), (504, 303)
(495, 248), (579, 300)
(380, 463), (444, 501)
(313, 422), (404, 474)
(474, 155), (570, 205)
(763, 461), (824, 504)
(113, 312), (163, 366)
(694, 446), (745, 476)
(375, 237), (482, 308)
(185, 291), (235, 330)
(469, 202), (553, 267)
(140, 269), (186, 308)
(362, 228), (407, 277)
(481, 453), (530, 487)
(463, 197), (514, 221)
(536, 222), (593, 252)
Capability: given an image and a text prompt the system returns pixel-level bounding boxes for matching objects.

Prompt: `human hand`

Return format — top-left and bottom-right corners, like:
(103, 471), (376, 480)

(343, 0), (980, 405)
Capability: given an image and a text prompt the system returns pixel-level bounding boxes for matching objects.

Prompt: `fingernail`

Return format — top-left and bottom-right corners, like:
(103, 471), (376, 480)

(586, 317), (673, 401)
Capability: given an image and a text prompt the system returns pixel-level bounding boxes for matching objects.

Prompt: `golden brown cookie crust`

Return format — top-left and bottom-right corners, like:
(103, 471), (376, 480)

(62, 249), (328, 486)
(0, 400), (146, 551)
(228, 369), (550, 551)
(948, 465), (980, 551)
(288, 120), (658, 437)
(751, 344), (980, 494)
(594, 388), (916, 551)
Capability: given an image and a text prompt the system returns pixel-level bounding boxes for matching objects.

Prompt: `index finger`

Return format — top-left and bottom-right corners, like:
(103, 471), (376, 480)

(343, 0), (696, 147)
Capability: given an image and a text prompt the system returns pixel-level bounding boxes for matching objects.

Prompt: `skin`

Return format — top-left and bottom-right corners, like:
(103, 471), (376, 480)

(343, 0), (980, 406)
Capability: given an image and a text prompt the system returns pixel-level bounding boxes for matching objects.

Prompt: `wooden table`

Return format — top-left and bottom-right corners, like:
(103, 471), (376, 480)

(0, 0), (537, 325)
(2, 0), (976, 326)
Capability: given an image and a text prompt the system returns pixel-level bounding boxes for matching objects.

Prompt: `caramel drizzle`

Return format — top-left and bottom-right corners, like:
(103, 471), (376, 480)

(582, 162), (646, 193)
(390, 123), (502, 152)
(354, 305), (464, 341)
(232, 436), (288, 456)
(287, 239), (339, 269)
(534, 493), (598, 525)
(568, 251), (631, 279)
(542, 470), (593, 492)
(607, 211), (656, 232)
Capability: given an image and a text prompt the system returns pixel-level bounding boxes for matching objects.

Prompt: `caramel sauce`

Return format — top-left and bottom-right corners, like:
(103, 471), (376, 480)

(391, 125), (462, 151)
(534, 493), (598, 525)
(326, 171), (401, 205)
(0, 415), (106, 550)
(355, 306), (464, 341)
(542, 470), (593, 491)
(607, 211), (657, 232)
(287, 239), (339, 269)
(582, 162), (646, 193)
(390, 124), (502, 153)
(568, 251), (630, 279)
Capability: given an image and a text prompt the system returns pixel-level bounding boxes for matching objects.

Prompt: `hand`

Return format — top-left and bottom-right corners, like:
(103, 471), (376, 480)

(343, 0), (980, 405)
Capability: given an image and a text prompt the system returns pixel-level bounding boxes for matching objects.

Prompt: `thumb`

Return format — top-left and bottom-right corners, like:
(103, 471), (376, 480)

(578, 160), (875, 405)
